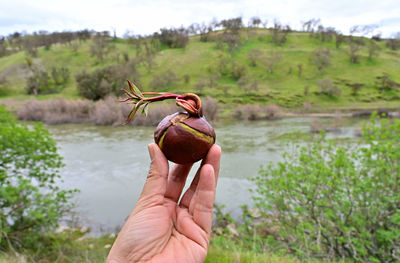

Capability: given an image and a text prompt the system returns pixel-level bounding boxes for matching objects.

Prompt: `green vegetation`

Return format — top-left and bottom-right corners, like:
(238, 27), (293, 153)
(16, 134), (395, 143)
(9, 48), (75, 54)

(0, 27), (399, 112)
(0, 230), (336, 263)
(1, 22), (400, 261)
(0, 106), (76, 252)
(248, 114), (400, 262)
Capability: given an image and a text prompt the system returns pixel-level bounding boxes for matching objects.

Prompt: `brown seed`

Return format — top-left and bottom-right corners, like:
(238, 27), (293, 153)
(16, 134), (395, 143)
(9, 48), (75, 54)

(154, 112), (216, 164)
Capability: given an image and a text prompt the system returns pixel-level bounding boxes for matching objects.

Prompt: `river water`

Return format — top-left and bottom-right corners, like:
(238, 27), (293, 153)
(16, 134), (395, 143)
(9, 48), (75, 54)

(47, 117), (363, 234)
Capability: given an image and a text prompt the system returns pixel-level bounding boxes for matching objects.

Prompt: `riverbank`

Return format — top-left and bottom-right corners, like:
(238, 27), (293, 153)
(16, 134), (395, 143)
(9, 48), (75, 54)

(1, 96), (399, 126)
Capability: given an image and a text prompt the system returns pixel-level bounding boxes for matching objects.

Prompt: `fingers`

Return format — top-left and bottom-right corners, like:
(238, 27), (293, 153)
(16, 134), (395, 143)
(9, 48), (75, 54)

(164, 163), (193, 202)
(179, 144), (221, 208)
(191, 164), (216, 234)
(138, 143), (169, 203)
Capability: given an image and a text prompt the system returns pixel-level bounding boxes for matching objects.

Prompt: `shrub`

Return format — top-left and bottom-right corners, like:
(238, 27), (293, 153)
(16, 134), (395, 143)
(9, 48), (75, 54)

(375, 73), (400, 92)
(318, 78), (341, 97)
(230, 62), (247, 80)
(247, 48), (263, 67)
(263, 104), (282, 119)
(76, 63), (137, 100)
(202, 96), (219, 121)
(234, 105), (263, 120)
(15, 97), (175, 126)
(76, 70), (111, 100)
(252, 114), (400, 261)
(51, 66), (70, 86)
(149, 70), (178, 91)
(238, 76), (258, 93)
(26, 69), (58, 95)
(386, 32), (400, 50)
(17, 98), (94, 124)
(0, 76), (10, 96)
(311, 48), (331, 74)
(157, 27), (189, 48)
(0, 106), (76, 250)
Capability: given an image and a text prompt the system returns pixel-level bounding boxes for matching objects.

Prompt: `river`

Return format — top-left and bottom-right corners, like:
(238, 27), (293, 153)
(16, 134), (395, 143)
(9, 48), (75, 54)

(47, 116), (364, 234)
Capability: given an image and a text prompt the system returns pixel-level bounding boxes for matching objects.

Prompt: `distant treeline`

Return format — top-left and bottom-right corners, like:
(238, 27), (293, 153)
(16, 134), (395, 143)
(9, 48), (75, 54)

(1, 17), (400, 58)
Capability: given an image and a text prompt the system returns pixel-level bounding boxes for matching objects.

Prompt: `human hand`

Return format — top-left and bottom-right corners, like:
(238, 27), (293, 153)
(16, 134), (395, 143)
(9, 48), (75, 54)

(107, 143), (221, 263)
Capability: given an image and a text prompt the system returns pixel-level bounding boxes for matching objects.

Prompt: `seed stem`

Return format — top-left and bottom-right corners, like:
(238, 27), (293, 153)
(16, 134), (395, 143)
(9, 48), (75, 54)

(121, 80), (202, 123)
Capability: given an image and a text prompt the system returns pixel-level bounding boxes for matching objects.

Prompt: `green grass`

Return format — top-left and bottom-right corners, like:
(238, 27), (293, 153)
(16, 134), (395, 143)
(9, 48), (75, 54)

(0, 232), (345, 263)
(0, 29), (399, 112)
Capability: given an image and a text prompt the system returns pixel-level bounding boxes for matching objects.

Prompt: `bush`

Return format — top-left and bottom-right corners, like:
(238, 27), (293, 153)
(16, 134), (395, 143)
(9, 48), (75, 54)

(149, 70), (178, 91)
(15, 97), (176, 126)
(0, 106), (76, 251)
(76, 63), (137, 100)
(252, 114), (400, 261)
(233, 104), (282, 121)
(0, 77), (10, 96)
(230, 62), (247, 80)
(76, 69), (111, 100)
(157, 27), (189, 48)
(318, 78), (341, 97)
(202, 96), (219, 121)
(375, 73), (400, 92)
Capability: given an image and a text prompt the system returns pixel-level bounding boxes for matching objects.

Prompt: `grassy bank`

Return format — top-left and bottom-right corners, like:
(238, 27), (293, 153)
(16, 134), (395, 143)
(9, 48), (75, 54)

(0, 231), (338, 263)
(1, 29), (399, 111)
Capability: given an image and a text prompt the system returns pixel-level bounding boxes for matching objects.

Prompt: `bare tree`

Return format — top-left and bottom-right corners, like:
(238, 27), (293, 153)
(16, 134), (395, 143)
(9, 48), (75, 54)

(348, 38), (364, 63)
(90, 32), (114, 62)
(247, 48), (263, 66)
(250, 17), (262, 28)
(218, 17), (243, 54)
(264, 51), (283, 73)
(262, 19), (268, 28)
(386, 32), (400, 50)
(317, 26), (336, 42)
(368, 40), (381, 59)
(312, 48), (331, 74)
(271, 21), (290, 45)
(302, 18), (321, 36)
(0, 37), (7, 57)
(335, 33), (345, 49)
(143, 41), (156, 73)
(238, 76), (258, 93)
(350, 24), (379, 37)
(318, 78), (341, 97)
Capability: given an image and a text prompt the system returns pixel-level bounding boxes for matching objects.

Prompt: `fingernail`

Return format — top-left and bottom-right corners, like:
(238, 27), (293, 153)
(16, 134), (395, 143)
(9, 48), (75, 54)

(148, 144), (155, 161)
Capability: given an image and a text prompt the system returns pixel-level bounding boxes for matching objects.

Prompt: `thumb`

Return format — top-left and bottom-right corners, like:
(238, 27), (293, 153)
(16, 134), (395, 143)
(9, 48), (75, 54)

(138, 143), (169, 203)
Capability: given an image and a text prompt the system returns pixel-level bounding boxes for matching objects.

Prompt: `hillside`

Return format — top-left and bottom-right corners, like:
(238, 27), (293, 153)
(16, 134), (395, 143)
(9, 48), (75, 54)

(0, 28), (399, 113)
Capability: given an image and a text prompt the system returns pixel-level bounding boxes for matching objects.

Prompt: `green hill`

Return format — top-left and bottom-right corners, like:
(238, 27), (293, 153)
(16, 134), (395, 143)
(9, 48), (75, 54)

(0, 29), (399, 112)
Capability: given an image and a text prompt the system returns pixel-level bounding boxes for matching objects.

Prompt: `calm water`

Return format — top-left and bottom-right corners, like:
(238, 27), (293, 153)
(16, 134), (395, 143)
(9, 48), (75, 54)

(47, 117), (363, 234)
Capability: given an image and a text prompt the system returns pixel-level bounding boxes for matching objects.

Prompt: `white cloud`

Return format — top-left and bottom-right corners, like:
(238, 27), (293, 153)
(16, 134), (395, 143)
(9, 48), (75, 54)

(0, 0), (398, 37)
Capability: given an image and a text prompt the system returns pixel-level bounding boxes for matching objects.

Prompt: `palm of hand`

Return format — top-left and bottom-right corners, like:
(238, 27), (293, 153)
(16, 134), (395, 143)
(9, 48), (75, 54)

(108, 144), (221, 263)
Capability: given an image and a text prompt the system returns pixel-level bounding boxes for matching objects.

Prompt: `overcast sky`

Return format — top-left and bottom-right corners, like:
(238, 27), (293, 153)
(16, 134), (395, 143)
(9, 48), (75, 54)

(0, 0), (399, 37)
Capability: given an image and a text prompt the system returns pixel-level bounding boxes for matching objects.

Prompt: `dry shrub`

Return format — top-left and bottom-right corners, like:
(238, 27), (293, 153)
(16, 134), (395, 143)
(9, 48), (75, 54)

(15, 96), (210, 126)
(17, 100), (48, 122)
(234, 105), (263, 120)
(234, 104), (282, 120)
(263, 104), (282, 120)
(303, 102), (312, 112)
(17, 98), (93, 124)
(92, 95), (123, 125)
(202, 97), (218, 121)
